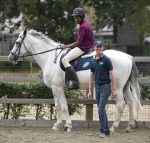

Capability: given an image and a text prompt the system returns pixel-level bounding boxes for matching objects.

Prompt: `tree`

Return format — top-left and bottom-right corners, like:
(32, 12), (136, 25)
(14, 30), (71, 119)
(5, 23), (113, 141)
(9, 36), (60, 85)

(0, 0), (83, 42)
(1, 0), (149, 44)
(130, 0), (150, 34)
(83, 0), (150, 43)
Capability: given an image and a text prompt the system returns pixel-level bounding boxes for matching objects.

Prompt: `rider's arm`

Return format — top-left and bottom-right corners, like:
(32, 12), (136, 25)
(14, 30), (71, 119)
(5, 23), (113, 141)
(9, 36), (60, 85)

(61, 40), (81, 49)
(61, 25), (86, 49)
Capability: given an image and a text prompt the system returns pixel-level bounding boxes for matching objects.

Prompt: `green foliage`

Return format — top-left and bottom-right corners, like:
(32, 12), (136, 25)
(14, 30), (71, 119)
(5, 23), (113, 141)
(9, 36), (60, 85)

(65, 90), (84, 115)
(0, 82), (84, 119)
(83, 0), (150, 34)
(0, 0), (82, 42)
(83, 0), (132, 29)
(10, 104), (30, 119)
(130, 0), (150, 34)
(141, 84), (150, 100)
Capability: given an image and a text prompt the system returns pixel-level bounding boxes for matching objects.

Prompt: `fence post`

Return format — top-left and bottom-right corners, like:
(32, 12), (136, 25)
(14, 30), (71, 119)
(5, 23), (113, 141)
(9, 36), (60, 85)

(86, 89), (93, 120)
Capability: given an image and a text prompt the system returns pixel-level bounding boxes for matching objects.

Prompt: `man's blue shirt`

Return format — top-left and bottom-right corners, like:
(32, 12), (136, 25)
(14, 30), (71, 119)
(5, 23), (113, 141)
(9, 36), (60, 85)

(89, 54), (113, 85)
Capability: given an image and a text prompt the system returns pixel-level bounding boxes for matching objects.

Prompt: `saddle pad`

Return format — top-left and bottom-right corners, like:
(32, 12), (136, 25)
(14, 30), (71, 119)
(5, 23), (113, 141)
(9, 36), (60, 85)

(74, 56), (92, 71)
(60, 54), (93, 72)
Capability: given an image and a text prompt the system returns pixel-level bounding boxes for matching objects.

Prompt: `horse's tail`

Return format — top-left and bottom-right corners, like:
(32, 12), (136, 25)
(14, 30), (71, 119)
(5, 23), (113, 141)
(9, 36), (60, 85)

(125, 59), (142, 119)
(131, 60), (142, 103)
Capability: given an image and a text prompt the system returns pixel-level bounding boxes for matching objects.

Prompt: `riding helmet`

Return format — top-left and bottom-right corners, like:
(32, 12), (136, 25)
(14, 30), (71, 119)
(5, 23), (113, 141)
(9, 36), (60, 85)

(72, 7), (85, 17)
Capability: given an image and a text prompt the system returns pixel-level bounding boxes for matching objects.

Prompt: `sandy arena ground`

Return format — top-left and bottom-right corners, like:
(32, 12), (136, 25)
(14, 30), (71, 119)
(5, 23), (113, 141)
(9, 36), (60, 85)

(0, 126), (149, 143)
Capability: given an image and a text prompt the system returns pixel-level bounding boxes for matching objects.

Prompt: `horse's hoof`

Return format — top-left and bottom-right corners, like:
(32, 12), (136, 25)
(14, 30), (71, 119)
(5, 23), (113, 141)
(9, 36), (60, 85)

(52, 123), (63, 132)
(64, 126), (72, 133)
(64, 123), (72, 133)
(125, 127), (132, 133)
(135, 121), (138, 128)
(110, 126), (115, 133)
(125, 128), (130, 133)
(52, 125), (59, 132)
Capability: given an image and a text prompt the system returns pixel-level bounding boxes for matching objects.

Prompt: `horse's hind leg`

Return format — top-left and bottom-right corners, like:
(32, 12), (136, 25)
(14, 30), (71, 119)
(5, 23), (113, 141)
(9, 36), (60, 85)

(110, 88), (125, 132)
(124, 82), (138, 132)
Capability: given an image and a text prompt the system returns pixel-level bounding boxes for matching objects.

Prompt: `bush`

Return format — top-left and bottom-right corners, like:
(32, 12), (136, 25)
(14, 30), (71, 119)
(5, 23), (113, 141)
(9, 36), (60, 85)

(0, 82), (84, 119)
(141, 84), (150, 100)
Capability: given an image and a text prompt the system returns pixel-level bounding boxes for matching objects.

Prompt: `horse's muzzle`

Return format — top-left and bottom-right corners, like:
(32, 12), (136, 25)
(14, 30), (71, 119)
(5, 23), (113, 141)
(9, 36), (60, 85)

(8, 53), (18, 63)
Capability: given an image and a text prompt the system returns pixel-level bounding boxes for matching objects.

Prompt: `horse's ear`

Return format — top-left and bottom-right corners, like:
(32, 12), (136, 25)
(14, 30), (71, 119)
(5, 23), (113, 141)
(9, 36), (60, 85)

(23, 28), (27, 36)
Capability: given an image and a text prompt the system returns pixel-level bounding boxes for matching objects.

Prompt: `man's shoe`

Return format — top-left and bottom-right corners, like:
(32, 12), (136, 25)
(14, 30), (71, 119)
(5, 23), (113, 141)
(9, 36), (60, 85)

(99, 133), (106, 138)
(106, 131), (110, 136)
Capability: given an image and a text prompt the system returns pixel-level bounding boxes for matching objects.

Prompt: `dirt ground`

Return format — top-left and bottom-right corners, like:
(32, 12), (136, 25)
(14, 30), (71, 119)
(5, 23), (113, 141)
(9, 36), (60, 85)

(0, 127), (149, 143)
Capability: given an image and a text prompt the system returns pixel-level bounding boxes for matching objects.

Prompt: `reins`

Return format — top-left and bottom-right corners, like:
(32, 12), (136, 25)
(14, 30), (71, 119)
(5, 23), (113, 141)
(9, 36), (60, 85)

(20, 45), (62, 57)
(54, 47), (63, 63)
(20, 43), (63, 63)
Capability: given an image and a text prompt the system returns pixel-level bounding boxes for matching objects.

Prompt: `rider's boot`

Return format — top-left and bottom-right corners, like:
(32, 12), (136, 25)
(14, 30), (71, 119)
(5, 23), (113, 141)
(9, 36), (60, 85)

(65, 66), (79, 90)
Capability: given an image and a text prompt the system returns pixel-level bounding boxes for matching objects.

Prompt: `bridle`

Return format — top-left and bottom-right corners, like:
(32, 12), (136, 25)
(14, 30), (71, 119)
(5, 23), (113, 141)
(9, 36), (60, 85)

(10, 31), (63, 63)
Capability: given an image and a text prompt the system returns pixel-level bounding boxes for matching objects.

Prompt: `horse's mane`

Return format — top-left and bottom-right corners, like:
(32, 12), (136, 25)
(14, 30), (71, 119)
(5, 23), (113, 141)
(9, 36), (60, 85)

(27, 29), (57, 45)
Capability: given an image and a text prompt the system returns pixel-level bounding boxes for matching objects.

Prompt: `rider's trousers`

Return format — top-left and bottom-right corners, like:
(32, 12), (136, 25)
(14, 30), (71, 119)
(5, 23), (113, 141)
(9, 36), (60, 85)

(62, 47), (84, 68)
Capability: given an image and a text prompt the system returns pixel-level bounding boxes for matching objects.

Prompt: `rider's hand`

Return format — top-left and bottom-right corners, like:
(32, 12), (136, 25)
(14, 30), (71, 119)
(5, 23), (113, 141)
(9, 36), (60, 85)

(60, 44), (67, 49)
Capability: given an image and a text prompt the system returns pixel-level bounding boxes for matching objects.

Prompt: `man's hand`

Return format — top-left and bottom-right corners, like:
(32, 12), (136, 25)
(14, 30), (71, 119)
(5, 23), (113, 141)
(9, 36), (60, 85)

(87, 91), (93, 99)
(112, 89), (117, 100)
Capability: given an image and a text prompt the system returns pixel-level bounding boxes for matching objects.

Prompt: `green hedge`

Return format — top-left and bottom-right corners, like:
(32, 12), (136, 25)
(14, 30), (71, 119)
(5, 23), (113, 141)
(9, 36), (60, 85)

(141, 84), (150, 100)
(0, 82), (149, 120)
(0, 82), (84, 119)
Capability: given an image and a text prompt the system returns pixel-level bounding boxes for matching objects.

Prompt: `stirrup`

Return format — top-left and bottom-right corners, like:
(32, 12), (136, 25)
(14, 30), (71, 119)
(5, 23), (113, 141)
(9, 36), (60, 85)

(65, 81), (79, 90)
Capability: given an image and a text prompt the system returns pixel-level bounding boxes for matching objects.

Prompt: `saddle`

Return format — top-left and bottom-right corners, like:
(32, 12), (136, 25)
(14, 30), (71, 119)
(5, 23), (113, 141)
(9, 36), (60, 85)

(60, 49), (93, 72)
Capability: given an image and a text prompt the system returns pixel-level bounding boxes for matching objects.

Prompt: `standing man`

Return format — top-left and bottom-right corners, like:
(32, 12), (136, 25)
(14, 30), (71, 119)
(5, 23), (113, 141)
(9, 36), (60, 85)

(61, 7), (94, 90)
(88, 41), (117, 138)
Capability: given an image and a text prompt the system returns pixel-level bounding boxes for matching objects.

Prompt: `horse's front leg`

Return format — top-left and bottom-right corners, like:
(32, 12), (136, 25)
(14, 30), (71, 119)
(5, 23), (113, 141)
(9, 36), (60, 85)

(51, 85), (72, 132)
(52, 96), (63, 131)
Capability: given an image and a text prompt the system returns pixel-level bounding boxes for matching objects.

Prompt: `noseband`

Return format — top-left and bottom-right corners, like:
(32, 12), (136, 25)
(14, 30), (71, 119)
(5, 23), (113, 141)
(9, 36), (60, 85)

(10, 34), (27, 61)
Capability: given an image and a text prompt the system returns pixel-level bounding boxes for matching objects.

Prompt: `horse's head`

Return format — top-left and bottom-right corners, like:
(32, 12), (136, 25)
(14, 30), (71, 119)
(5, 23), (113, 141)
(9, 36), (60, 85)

(9, 29), (63, 65)
(8, 29), (29, 63)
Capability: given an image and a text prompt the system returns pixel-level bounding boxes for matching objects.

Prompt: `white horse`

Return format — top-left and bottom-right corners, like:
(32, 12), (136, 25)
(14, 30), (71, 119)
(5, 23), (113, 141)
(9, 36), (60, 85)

(8, 29), (141, 133)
